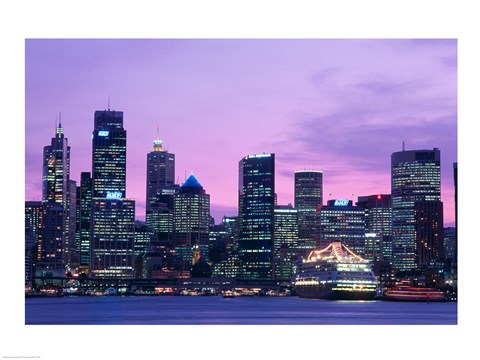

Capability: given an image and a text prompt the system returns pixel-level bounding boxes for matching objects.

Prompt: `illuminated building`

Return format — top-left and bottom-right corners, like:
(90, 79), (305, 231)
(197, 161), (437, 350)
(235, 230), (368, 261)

(42, 121), (76, 270)
(90, 198), (135, 278)
(66, 179), (77, 269)
(238, 153), (275, 279)
(274, 204), (299, 280)
(25, 201), (43, 243)
(42, 121), (70, 207)
(145, 136), (175, 213)
(414, 200), (444, 266)
(356, 194), (392, 262)
(294, 170), (322, 250)
(37, 202), (66, 276)
(173, 174), (210, 267)
(145, 136), (176, 248)
(90, 109), (135, 278)
(391, 148), (441, 270)
(92, 110), (126, 198)
(318, 200), (366, 256)
(25, 223), (36, 290)
(134, 221), (154, 278)
(77, 172), (92, 273)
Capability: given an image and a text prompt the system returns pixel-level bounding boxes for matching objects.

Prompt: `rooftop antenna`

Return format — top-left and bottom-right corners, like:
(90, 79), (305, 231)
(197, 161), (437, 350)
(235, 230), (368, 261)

(402, 141), (405, 151)
(108, 95), (110, 111)
(59, 111), (62, 127)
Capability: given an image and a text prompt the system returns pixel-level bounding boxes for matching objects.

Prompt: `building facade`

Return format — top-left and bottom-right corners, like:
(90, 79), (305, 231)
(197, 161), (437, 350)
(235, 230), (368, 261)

(238, 153), (275, 279)
(356, 194), (392, 262)
(319, 200), (366, 256)
(294, 170), (322, 250)
(273, 204), (299, 280)
(173, 174), (210, 266)
(391, 148), (441, 270)
(90, 109), (135, 278)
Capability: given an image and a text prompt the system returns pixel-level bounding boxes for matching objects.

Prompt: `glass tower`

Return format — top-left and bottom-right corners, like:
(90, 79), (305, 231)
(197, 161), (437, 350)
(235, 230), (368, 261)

(356, 194), (392, 262)
(77, 172), (92, 273)
(294, 170), (322, 250)
(90, 109), (135, 278)
(238, 153), (275, 279)
(173, 174), (211, 266)
(273, 204), (299, 279)
(319, 200), (366, 256)
(391, 148), (441, 271)
(92, 110), (126, 199)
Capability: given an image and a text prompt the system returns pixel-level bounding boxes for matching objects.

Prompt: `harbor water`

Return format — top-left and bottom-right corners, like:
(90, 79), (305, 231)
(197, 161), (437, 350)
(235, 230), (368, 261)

(25, 295), (457, 325)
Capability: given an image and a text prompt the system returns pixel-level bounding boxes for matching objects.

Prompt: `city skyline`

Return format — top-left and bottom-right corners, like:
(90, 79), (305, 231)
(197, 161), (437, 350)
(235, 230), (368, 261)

(25, 39), (457, 226)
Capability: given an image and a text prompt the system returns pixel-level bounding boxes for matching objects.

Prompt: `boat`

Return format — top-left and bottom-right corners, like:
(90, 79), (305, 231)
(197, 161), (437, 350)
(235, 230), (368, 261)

(382, 286), (446, 302)
(222, 290), (235, 298)
(292, 242), (377, 300)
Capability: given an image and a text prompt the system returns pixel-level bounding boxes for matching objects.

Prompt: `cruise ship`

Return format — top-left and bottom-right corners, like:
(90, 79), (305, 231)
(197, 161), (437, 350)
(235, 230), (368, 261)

(292, 242), (377, 300)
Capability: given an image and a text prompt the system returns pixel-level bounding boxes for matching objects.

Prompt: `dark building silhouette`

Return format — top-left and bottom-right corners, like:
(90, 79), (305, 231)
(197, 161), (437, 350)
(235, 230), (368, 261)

(414, 200), (444, 266)
(238, 153), (275, 279)
(294, 170), (322, 250)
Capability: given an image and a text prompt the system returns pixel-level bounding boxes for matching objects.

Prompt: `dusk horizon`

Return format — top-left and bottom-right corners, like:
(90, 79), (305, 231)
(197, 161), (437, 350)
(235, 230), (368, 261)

(25, 39), (457, 226)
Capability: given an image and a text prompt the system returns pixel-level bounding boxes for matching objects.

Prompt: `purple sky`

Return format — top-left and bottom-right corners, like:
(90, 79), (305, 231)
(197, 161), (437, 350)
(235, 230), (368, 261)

(25, 39), (457, 226)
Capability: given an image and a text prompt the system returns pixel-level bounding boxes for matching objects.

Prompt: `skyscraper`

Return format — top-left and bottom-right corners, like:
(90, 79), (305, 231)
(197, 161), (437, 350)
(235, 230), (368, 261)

(42, 121), (70, 207)
(90, 109), (135, 278)
(294, 170), (322, 249)
(145, 137), (175, 214)
(173, 174), (210, 266)
(41, 120), (72, 273)
(414, 200), (444, 266)
(356, 194), (392, 262)
(145, 136), (176, 248)
(77, 172), (92, 273)
(238, 153), (275, 279)
(391, 148), (441, 271)
(92, 110), (126, 199)
(319, 199), (366, 256)
(273, 204), (299, 279)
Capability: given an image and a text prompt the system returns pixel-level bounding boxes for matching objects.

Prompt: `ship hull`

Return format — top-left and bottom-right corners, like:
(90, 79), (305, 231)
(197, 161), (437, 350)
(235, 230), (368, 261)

(294, 284), (376, 300)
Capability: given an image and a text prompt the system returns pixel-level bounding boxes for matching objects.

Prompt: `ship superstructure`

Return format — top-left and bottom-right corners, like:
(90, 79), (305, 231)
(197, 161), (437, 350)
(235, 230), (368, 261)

(292, 242), (377, 300)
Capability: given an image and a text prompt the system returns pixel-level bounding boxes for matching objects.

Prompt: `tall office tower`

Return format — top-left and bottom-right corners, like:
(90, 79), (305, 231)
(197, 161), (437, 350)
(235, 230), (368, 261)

(77, 172), (92, 273)
(42, 121), (70, 207)
(146, 137), (175, 213)
(37, 202), (66, 276)
(294, 170), (323, 249)
(145, 137), (176, 248)
(414, 201), (444, 266)
(173, 174), (210, 267)
(238, 153), (275, 279)
(391, 148), (441, 271)
(42, 121), (70, 272)
(90, 198), (135, 278)
(90, 109), (135, 278)
(25, 222), (36, 290)
(92, 110), (126, 198)
(356, 194), (392, 262)
(25, 201), (43, 243)
(319, 200), (366, 256)
(273, 204), (299, 279)
(65, 179), (77, 270)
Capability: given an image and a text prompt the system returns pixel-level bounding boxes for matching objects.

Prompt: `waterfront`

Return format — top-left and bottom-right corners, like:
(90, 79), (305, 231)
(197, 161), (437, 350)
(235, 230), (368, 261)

(25, 295), (457, 325)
